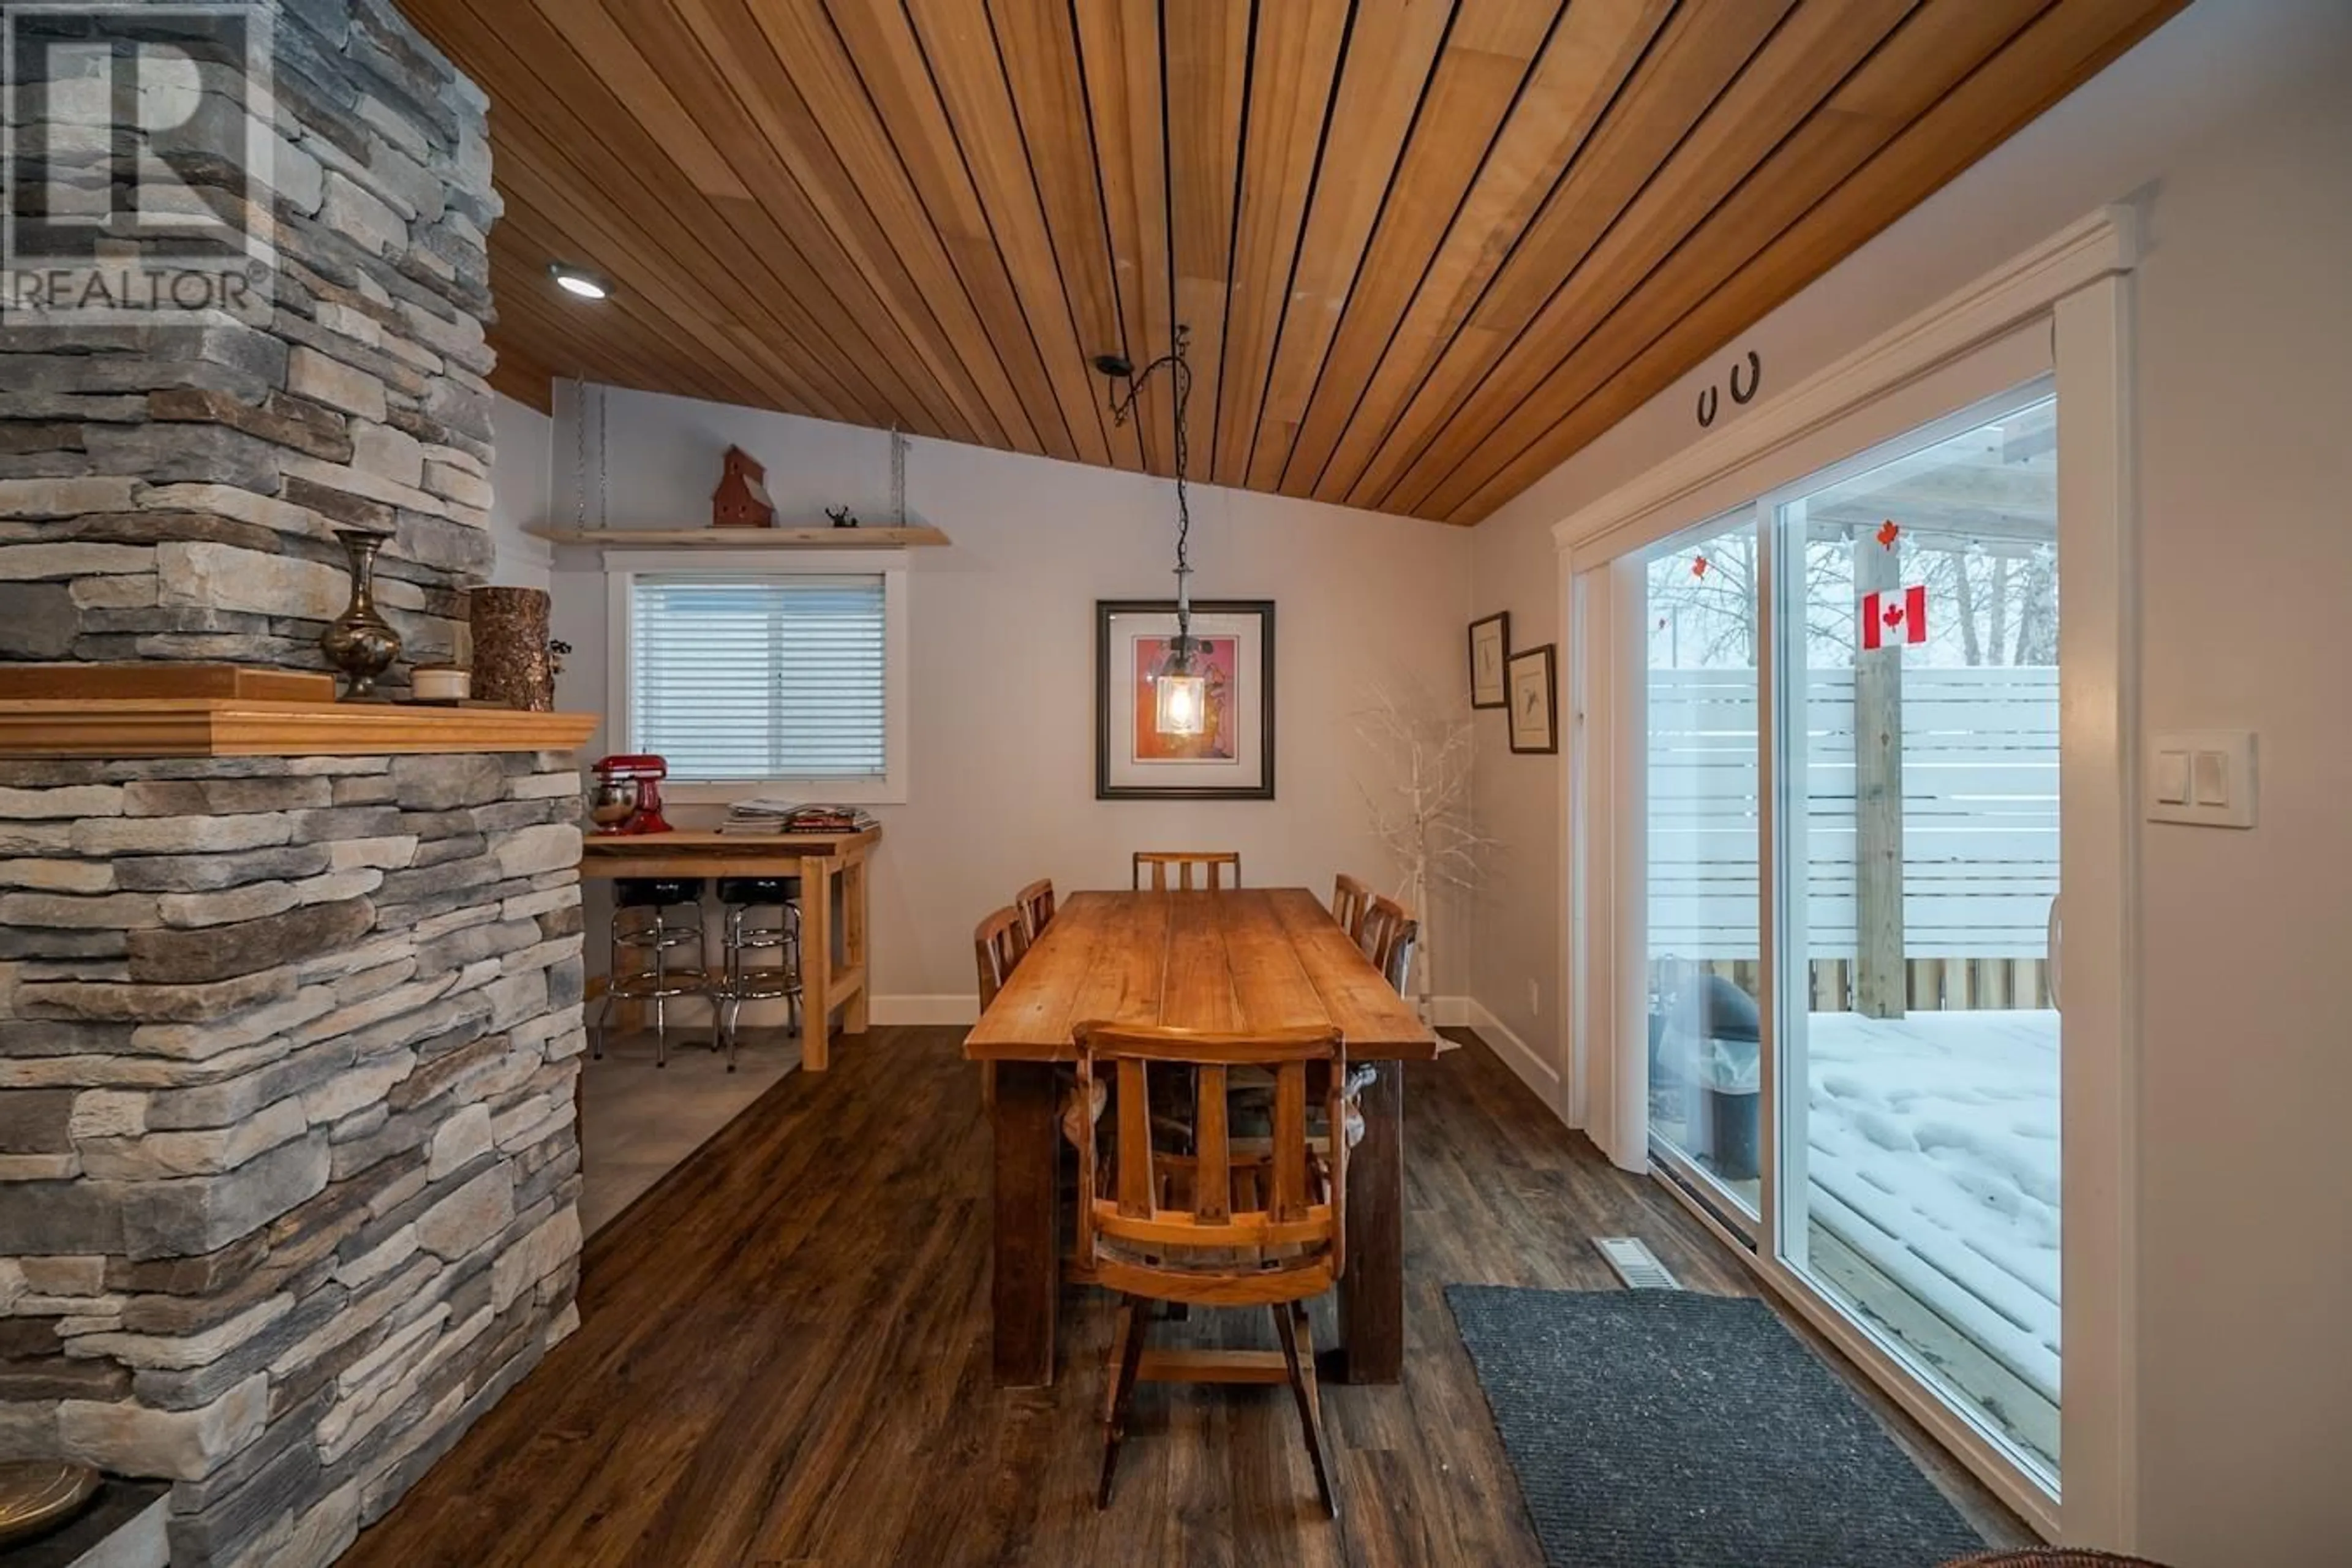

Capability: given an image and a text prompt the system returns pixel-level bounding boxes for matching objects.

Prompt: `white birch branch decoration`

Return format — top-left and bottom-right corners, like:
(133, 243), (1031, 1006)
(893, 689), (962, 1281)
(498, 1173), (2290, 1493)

(1352, 678), (1501, 1020)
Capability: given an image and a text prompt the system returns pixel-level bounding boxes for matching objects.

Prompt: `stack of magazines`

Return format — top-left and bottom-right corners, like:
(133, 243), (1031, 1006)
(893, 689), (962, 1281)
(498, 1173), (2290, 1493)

(717, 798), (880, 835)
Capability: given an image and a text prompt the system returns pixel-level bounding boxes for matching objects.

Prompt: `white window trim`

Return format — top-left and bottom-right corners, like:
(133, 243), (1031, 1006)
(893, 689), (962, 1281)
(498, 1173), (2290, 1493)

(1553, 206), (2141, 1545)
(603, 548), (910, 805)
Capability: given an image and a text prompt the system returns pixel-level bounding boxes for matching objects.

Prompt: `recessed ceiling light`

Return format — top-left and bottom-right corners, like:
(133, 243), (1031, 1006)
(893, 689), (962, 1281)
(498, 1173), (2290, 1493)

(549, 264), (610, 301)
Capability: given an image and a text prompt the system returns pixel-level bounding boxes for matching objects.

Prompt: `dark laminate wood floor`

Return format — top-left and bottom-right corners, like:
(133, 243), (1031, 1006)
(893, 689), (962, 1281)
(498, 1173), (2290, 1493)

(344, 1027), (2028, 1567)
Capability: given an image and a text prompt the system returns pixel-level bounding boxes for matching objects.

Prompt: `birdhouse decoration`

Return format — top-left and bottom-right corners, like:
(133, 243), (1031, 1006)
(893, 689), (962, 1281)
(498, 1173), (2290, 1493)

(711, 445), (775, 529)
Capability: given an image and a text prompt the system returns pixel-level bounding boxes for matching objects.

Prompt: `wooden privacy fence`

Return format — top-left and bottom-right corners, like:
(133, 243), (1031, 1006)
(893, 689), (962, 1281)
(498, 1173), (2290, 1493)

(1654, 955), (2054, 1016)
(1646, 666), (2058, 1013)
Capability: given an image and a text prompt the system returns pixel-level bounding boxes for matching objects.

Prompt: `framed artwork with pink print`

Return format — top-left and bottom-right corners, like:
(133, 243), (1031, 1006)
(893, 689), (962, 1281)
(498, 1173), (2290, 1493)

(1095, 600), (1275, 801)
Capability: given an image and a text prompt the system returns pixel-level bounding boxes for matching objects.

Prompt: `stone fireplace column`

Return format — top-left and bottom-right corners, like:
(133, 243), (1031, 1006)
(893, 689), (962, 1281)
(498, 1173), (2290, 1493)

(1, 719), (596, 1567)
(0, 1), (597, 1555)
(0, 0), (502, 688)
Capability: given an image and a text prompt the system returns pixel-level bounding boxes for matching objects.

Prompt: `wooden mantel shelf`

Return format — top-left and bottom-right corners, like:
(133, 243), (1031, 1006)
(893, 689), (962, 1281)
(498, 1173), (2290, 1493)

(527, 525), (948, 550)
(0, 699), (600, 759)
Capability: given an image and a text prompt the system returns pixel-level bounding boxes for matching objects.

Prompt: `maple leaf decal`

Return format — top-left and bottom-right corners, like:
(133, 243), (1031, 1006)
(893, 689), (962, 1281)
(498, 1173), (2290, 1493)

(1876, 519), (1901, 549)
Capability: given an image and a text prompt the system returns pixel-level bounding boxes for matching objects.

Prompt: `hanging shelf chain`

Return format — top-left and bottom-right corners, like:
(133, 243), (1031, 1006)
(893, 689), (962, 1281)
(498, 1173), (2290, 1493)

(572, 376), (588, 532)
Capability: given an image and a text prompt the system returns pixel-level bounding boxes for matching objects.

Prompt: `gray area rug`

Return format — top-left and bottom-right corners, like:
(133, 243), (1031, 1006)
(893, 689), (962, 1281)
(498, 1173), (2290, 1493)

(1446, 1285), (1988, 1568)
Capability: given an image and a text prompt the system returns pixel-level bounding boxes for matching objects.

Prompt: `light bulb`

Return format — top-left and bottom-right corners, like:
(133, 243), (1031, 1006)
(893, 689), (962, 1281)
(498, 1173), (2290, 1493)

(1155, 672), (1206, 737)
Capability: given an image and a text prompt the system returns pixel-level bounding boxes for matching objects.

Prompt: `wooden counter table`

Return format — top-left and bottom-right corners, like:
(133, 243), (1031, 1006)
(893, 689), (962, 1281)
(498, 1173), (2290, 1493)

(578, 826), (878, 1071)
(964, 888), (1444, 1389)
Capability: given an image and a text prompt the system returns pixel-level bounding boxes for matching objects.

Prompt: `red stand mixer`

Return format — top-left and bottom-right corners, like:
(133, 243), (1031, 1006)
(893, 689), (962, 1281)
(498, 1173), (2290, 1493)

(589, 755), (674, 835)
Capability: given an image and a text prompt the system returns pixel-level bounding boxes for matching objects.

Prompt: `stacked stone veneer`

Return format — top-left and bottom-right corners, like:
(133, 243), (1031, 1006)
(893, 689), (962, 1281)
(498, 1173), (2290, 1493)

(0, 0), (500, 683)
(0, 751), (587, 1567)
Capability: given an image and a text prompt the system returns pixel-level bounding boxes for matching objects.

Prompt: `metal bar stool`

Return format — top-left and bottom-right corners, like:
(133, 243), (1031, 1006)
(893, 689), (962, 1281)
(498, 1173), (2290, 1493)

(596, 876), (710, 1068)
(710, 875), (802, 1071)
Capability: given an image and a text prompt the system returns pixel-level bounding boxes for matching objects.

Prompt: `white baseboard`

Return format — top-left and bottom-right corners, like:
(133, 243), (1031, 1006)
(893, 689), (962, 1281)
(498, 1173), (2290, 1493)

(871, 994), (981, 1026)
(1453, 997), (1563, 1110)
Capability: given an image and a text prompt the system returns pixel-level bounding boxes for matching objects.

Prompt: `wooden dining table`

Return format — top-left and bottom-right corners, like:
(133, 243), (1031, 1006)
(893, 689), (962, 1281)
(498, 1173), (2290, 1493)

(962, 888), (1444, 1389)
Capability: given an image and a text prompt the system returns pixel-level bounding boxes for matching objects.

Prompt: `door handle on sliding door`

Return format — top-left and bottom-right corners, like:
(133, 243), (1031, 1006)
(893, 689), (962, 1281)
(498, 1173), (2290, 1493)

(2046, 896), (2063, 1013)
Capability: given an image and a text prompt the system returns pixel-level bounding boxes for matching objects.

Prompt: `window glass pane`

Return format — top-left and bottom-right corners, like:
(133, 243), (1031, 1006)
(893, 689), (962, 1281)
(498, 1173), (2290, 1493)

(630, 575), (888, 782)
(1774, 390), (2060, 1482)
(1644, 509), (1763, 1226)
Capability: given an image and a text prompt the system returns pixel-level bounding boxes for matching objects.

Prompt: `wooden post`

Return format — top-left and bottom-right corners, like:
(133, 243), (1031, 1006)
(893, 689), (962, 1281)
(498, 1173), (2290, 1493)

(991, 1061), (1060, 1387)
(1853, 533), (1906, 1018)
(1338, 1060), (1404, 1384)
(801, 854), (834, 1069)
(842, 848), (870, 1036)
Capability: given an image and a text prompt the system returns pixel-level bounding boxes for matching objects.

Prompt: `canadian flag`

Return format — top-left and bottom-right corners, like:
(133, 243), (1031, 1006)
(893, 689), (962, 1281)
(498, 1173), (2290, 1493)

(1862, 584), (1927, 650)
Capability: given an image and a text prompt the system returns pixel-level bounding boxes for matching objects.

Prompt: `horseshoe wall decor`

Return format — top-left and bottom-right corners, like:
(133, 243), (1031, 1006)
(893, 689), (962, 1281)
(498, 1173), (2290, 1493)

(1728, 350), (1762, 404)
(1695, 351), (1762, 428)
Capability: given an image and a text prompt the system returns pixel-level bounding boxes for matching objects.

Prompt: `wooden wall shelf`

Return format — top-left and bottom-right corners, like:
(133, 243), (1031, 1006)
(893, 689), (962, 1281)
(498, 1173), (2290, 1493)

(0, 664), (334, 702)
(526, 526), (949, 550)
(0, 699), (600, 759)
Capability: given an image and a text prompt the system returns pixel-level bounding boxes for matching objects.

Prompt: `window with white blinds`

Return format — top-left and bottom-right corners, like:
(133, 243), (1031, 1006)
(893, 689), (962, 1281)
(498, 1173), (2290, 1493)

(627, 574), (889, 783)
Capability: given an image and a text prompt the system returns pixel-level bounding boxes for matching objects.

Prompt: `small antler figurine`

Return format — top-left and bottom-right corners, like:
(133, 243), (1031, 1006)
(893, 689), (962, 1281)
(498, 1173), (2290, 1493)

(825, 505), (859, 529)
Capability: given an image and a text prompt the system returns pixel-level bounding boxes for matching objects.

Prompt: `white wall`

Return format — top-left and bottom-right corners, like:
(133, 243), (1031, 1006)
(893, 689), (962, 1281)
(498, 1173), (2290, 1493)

(1464, 1), (2352, 1560)
(542, 386), (1474, 1006)
(2119, 56), (2352, 1568)
(486, 392), (554, 592)
(1471, 0), (2352, 1082)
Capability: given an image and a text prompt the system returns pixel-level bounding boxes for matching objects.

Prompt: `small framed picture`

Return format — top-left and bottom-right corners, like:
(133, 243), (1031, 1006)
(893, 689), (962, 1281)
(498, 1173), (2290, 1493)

(1507, 644), (1557, 755)
(1468, 611), (1509, 709)
(1096, 599), (1276, 801)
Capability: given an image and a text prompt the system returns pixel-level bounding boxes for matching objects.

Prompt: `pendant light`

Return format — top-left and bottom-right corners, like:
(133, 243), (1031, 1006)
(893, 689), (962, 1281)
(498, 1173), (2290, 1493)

(1095, 325), (1205, 737)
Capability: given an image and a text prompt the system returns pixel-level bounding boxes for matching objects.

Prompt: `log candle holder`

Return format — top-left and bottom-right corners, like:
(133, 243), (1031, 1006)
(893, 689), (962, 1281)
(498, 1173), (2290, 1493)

(469, 586), (556, 710)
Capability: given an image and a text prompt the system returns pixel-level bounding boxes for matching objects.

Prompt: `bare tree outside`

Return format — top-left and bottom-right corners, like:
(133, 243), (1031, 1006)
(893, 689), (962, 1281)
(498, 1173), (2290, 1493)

(1645, 393), (2059, 673)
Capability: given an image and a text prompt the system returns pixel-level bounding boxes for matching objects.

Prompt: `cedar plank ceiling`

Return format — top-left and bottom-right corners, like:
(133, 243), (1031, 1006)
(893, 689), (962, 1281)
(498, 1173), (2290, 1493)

(401, 0), (2184, 525)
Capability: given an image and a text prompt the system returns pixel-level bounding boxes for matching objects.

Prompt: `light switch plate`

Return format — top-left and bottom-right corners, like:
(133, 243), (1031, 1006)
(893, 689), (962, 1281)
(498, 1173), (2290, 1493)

(2147, 731), (2256, 828)
(2153, 750), (2190, 805)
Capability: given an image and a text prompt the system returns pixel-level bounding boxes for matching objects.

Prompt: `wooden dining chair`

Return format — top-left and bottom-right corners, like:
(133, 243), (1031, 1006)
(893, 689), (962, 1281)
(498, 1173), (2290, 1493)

(1384, 919), (1419, 998)
(1359, 894), (1413, 978)
(1077, 1021), (1346, 1517)
(1016, 878), (1057, 943)
(1330, 873), (1371, 944)
(1132, 851), (1241, 892)
(974, 907), (1028, 1106)
(975, 905), (1028, 1008)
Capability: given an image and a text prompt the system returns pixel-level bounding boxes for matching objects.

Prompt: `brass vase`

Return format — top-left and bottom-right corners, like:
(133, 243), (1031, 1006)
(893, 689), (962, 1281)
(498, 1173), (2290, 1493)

(322, 529), (401, 702)
(469, 586), (556, 711)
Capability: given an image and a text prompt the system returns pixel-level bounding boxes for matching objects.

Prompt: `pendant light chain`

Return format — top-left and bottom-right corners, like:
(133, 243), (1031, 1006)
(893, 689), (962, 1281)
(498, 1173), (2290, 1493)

(597, 383), (609, 528)
(1104, 323), (1197, 662)
(1169, 337), (1193, 641)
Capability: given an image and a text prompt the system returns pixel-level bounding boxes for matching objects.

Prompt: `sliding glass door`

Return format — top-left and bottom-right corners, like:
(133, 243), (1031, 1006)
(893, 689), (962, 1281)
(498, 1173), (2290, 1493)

(1767, 385), (2062, 1482)
(1642, 510), (1763, 1229)
(1610, 376), (2068, 1498)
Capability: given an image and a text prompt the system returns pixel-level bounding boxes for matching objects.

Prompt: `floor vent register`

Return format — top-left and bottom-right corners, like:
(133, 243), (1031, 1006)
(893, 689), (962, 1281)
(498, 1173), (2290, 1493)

(1594, 1237), (1682, 1291)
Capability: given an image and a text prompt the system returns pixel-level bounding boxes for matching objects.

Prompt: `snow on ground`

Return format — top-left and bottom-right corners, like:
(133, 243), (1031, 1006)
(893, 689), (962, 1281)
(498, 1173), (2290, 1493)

(1803, 1010), (2062, 1403)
